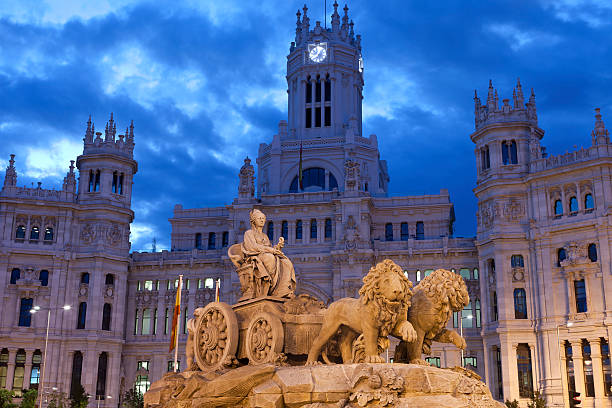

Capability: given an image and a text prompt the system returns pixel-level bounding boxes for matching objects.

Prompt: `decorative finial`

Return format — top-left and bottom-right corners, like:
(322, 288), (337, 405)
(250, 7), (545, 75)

(69, 160), (75, 173)
(592, 108), (610, 145)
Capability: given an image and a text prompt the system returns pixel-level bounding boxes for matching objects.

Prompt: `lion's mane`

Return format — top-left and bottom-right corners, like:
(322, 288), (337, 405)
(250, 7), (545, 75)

(358, 259), (413, 337)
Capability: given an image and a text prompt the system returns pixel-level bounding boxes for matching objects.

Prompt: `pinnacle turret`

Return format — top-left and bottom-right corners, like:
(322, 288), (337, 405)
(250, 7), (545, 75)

(474, 80), (538, 130)
(62, 160), (76, 193)
(3, 154), (17, 188)
(83, 114), (135, 158)
(592, 108), (610, 145)
(331, 1), (340, 32)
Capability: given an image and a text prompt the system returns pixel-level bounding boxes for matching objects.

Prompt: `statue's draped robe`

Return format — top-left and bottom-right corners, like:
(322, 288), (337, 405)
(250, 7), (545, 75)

(241, 229), (296, 298)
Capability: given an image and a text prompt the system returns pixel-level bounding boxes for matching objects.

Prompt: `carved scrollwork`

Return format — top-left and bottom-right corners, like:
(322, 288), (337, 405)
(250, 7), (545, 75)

(80, 224), (96, 244)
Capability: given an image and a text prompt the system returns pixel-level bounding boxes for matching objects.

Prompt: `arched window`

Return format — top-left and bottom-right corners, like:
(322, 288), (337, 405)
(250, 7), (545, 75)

(491, 291), (498, 321)
(517, 343), (534, 398)
(135, 374), (151, 395)
(39, 270), (49, 287)
(557, 248), (566, 267)
(582, 340), (595, 397)
(94, 170), (100, 192)
(30, 350), (42, 388)
(585, 193), (594, 210)
(88, 170), (94, 192)
(96, 352), (108, 399)
(514, 288), (527, 319)
(324, 218), (332, 239)
(588, 243), (597, 262)
(207, 232), (216, 249)
(81, 272), (89, 284)
(569, 196), (578, 213)
(290, 167), (327, 192)
(112, 171), (118, 194)
(511, 255), (524, 268)
(15, 225), (25, 239)
(502, 141), (509, 165)
(305, 75), (312, 128)
(281, 221), (288, 240)
(459, 268), (471, 280)
(510, 140), (518, 164)
(105, 274), (114, 286)
(102, 303), (111, 331)
(18, 298), (33, 327)
(415, 221), (424, 240)
(77, 302), (87, 329)
(296, 220), (303, 240)
(310, 219), (317, 240)
(267, 222), (274, 242)
(222, 231), (229, 247)
(385, 223), (393, 241)
(12, 349), (26, 394)
(44, 227), (53, 241)
(481, 145), (490, 170)
(601, 339), (612, 396)
(473, 268), (479, 280)
(400, 222), (409, 241)
(142, 308), (151, 335)
(315, 75), (321, 103)
(462, 301), (473, 328)
(324, 74), (331, 102)
(554, 199), (563, 216)
(70, 351), (83, 399)
(194, 233), (202, 249)
(30, 226), (39, 240)
(10, 268), (20, 284)
(502, 140), (518, 165)
(305, 75), (312, 103)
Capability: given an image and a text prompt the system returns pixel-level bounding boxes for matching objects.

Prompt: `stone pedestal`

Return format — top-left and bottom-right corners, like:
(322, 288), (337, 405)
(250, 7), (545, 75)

(144, 363), (505, 408)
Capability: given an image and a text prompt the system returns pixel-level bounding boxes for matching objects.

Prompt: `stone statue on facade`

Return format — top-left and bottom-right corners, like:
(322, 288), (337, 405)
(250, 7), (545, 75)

(228, 208), (296, 301)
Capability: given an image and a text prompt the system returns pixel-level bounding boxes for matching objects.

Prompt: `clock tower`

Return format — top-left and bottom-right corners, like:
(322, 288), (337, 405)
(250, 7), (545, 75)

(286, 2), (364, 141)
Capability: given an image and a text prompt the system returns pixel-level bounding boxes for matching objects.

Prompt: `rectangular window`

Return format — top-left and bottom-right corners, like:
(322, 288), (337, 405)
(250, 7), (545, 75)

(18, 298), (33, 327)
(137, 361), (149, 371)
(425, 357), (440, 367)
(305, 108), (312, 128)
(491, 291), (498, 322)
(324, 106), (331, 126)
(602, 339), (611, 396)
(315, 79), (321, 102)
(134, 309), (139, 335)
(310, 219), (317, 240)
(385, 223), (393, 241)
(463, 356), (477, 368)
(306, 81), (312, 103)
(574, 279), (587, 313)
(495, 346), (504, 400)
(583, 341), (595, 397)
(153, 308), (158, 335)
(222, 231), (229, 247)
(134, 375), (150, 395)
(462, 302), (473, 328)
(205, 278), (214, 289)
(167, 360), (180, 372)
(144, 280), (153, 291)
(12, 366), (24, 393)
(296, 220), (303, 240)
(29, 366), (40, 387)
(164, 308), (169, 335)
(315, 107), (322, 127)
(142, 309), (151, 335)
(324, 218), (332, 239)
(416, 221), (424, 240)
(0, 365), (7, 389)
(183, 307), (188, 334)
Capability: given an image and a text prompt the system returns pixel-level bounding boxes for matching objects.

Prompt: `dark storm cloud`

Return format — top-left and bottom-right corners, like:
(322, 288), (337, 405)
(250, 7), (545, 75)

(1, 0), (611, 250)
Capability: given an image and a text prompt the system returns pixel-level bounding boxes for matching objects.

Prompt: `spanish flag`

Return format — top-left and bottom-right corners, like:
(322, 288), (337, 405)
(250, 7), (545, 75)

(169, 276), (182, 353)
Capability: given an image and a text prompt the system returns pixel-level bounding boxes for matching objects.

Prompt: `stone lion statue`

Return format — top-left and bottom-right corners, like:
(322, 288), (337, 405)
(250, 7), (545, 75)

(394, 268), (470, 365)
(306, 259), (416, 365)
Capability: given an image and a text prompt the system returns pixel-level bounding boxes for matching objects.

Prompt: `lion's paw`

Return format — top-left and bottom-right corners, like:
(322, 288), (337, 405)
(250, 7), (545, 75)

(305, 360), (323, 366)
(365, 355), (385, 364)
(409, 358), (430, 366)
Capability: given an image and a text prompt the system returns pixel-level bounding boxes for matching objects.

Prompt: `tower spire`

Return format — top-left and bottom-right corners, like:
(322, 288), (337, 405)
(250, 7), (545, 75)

(302, 4), (310, 34)
(3, 154), (17, 188)
(514, 77), (524, 109)
(592, 108), (610, 145)
(85, 115), (93, 143)
(486, 80), (497, 111)
(295, 9), (302, 44)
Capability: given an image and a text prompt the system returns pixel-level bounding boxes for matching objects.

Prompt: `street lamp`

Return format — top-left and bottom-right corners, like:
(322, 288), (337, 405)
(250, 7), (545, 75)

(30, 305), (71, 408)
(556, 321), (574, 408)
(459, 314), (473, 367)
(97, 395), (112, 408)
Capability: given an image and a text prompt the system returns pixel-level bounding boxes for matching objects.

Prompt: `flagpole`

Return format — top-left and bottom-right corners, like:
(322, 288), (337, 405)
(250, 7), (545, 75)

(174, 275), (183, 372)
(215, 278), (220, 302)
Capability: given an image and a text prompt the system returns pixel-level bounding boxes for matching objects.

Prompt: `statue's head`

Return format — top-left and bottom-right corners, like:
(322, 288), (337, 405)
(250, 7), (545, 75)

(249, 208), (266, 228)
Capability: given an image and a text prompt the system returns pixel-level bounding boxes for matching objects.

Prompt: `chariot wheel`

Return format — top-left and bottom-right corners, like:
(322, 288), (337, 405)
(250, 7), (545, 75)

(193, 302), (238, 372)
(245, 312), (284, 364)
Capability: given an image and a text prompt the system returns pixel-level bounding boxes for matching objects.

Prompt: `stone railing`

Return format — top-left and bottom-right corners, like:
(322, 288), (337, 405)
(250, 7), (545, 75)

(131, 248), (229, 263)
(529, 144), (612, 172)
(0, 185), (76, 203)
(260, 190), (340, 205)
(172, 206), (229, 219)
(373, 237), (476, 251)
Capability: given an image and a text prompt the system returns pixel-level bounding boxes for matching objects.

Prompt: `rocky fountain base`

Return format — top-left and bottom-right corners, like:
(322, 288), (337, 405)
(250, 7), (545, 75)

(144, 363), (504, 408)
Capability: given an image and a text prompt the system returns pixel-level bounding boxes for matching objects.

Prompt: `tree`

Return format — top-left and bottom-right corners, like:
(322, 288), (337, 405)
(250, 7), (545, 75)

(527, 391), (548, 408)
(0, 389), (16, 408)
(121, 388), (143, 408)
(19, 389), (37, 408)
(505, 400), (519, 408)
(69, 384), (88, 408)
(47, 391), (70, 408)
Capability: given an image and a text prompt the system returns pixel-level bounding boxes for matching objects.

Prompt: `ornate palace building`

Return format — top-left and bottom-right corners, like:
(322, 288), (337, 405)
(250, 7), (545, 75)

(1, 3), (611, 407)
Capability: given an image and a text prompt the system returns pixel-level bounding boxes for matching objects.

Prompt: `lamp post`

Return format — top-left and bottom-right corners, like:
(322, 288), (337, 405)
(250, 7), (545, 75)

(97, 395), (112, 408)
(459, 314), (473, 367)
(30, 304), (71, 408)
(556, 321), (574, 408)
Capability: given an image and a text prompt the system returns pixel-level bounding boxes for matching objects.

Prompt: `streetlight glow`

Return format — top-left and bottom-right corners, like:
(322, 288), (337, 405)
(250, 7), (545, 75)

(34, 306), (41, 311)
(30, 309), (37, 314)
(63, 305), (71, 310)
(566, 321), (574, 327)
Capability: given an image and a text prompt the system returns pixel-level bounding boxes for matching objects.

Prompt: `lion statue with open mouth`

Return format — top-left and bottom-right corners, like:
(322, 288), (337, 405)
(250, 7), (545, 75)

(306, 259), (416, 365)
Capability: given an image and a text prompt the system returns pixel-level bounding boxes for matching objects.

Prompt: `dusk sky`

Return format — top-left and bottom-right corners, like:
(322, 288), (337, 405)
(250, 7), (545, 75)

(1, 0), (611, 252)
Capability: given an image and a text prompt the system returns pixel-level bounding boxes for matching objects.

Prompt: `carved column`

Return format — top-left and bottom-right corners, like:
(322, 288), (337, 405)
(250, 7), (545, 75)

(560, 342), (570, 408)
(508, 343), (520, 400)
(317, 218), (324, 243)
(288, 221), (295, 245)
(23, 349), (33, 389)
(589, 338), (605, 401)
(571, 341), (586, 397)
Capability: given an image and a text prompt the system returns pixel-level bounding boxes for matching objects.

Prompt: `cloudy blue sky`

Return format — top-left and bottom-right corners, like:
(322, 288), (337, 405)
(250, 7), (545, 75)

(1, 0), (611, 251)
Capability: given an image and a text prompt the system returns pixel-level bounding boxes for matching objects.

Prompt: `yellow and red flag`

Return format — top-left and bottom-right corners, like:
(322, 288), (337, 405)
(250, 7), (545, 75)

(169, 276), (182, 353)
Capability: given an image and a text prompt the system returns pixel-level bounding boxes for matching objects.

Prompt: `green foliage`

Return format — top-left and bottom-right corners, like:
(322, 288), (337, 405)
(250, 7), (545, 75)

(69, 384), (88, 408)
(19, 389), (37, 408)
(47, 391), (70, 408)
(121, 388), (144, 408)
(0, 389), (16, 408)
(505, 400), (519, 408)
(527, 391), (547, 408)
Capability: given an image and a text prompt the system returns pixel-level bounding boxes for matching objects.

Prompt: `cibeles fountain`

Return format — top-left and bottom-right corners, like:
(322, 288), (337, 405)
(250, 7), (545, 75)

(144, 209), (504, 408)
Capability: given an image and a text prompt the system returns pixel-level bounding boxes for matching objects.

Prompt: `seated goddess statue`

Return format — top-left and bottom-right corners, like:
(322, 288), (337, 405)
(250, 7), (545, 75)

(228, 209), (296, 301)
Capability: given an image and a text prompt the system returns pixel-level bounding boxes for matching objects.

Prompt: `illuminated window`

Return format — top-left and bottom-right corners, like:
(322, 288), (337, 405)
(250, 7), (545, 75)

(30, 226), (39, 240)
(585, 193), (594, 210)
(517, 344), (533, 398)
(463, 356), (477, 368)
(425, 357), (440, 367)
(554, 200), (563, 216)
(569, 196), (578, 213)
(44, 227), (53, 241)
(29, 350), (42, 388)
(12, 349), (26, 395)
(459, 268), (471, 280)
(142, 309), (151, 335)
(15, 225), (25, 239)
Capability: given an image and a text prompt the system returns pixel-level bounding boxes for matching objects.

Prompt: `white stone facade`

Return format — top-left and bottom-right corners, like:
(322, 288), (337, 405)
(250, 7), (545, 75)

(0, 3), (610, 408)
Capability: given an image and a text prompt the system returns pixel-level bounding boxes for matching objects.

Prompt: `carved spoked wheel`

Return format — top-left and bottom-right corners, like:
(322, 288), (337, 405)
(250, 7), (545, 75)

(193, 302), (238, 372)
(246, 312), (284, 364)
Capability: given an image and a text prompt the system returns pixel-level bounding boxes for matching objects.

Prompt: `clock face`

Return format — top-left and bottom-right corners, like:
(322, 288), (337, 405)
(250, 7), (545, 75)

(309, 45), (327, 63)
